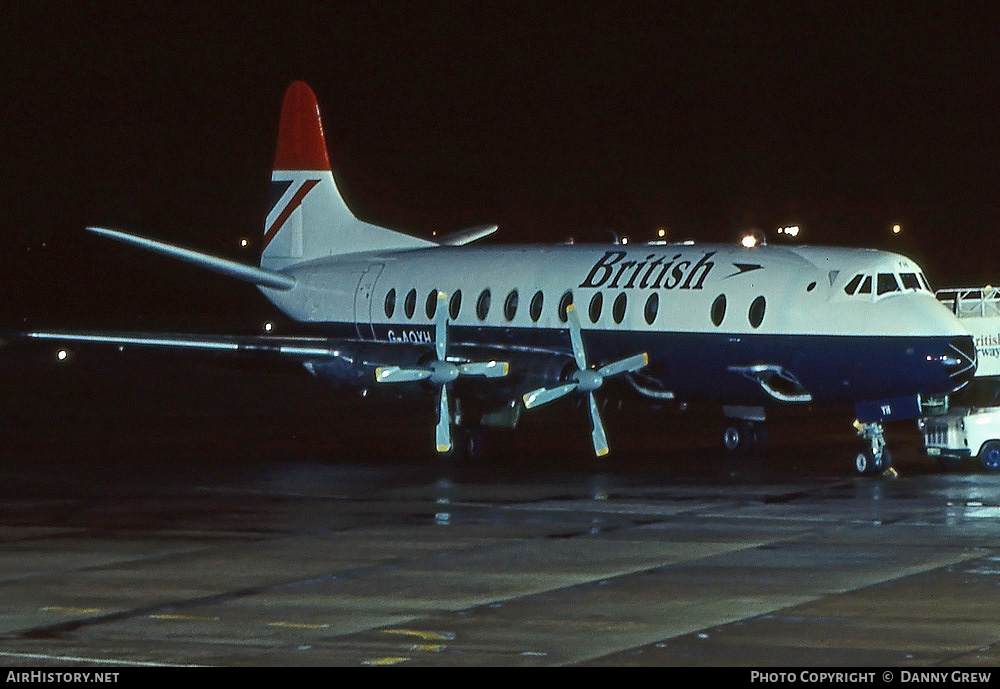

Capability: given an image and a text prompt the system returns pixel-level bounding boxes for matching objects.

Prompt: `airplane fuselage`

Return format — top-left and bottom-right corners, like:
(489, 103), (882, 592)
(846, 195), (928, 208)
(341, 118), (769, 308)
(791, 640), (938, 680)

(261, 242), (974, 411)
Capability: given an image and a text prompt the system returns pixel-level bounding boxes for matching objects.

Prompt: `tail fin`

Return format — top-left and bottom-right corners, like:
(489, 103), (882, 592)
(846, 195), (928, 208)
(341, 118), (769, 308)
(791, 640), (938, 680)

(262, 81), (432, 270)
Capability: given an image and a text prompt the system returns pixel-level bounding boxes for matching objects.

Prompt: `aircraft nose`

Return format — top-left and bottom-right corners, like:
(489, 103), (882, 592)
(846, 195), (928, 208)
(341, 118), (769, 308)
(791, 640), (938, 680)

(937, 336), (977, 391)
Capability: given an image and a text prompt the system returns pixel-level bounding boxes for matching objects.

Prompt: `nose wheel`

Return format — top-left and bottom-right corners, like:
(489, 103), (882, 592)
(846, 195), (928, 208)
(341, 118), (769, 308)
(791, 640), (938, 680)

(855, 446), (893, 476)
(853, 420), (894, 476)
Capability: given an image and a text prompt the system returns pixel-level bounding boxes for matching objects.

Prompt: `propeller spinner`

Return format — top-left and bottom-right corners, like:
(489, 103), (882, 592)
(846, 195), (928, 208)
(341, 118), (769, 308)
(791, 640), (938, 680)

(521, 304), (648, 456)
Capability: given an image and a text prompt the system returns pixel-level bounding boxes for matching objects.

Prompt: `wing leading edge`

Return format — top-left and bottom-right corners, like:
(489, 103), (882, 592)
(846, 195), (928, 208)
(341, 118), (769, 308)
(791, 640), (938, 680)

(25, 331), (337, 357)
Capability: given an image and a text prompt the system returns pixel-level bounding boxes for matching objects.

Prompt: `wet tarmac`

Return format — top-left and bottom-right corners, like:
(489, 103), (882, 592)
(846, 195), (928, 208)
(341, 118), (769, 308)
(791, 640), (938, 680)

(2, 351), (1000, 667)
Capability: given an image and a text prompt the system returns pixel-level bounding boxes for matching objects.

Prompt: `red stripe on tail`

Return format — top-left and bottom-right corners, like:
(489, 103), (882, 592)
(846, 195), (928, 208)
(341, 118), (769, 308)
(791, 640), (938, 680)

(262, 179), (320, 249)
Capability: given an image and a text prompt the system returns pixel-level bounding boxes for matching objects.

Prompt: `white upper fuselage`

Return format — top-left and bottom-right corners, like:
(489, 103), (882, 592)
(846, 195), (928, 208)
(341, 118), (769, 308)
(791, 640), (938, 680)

(262, 242), (965, 340)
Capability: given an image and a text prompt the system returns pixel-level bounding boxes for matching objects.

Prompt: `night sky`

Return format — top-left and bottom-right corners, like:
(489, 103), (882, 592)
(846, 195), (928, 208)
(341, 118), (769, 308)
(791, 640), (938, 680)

(4, 3), (1000, 329)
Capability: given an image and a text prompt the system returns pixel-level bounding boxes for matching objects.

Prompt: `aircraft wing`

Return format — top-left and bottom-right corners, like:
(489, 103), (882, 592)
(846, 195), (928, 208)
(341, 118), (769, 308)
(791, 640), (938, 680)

(24, 331), (342, 358)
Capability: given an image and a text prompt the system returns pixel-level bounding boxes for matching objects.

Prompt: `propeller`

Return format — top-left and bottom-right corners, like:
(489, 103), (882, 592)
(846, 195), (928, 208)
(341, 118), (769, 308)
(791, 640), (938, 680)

(521, 304), (648, 456)
(374, 292), (508, 453)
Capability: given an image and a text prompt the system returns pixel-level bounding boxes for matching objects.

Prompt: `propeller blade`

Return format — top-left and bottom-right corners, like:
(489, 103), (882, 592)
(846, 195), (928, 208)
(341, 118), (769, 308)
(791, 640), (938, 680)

(374, 303), (511, 456)
(458, 360), (509, 378)
(435, 291), (449, 361)
(565, 304), (588, 370)
(588, 392), (610, 457)
(597, 352), (649, 378)
(375, 366), (432, 383)
(522, 382), (579, 409)
(436, 385), (452, 453)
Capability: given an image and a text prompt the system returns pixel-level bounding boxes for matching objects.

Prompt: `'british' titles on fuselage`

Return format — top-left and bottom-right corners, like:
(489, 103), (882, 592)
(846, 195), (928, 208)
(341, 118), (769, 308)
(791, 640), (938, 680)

(578, 250), (716, 290)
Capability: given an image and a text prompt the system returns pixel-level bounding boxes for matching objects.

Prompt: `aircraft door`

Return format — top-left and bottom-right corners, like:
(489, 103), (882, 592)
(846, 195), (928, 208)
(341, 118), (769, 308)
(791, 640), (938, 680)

(306, 268), (364, 332)
(354, 263), (385, 340)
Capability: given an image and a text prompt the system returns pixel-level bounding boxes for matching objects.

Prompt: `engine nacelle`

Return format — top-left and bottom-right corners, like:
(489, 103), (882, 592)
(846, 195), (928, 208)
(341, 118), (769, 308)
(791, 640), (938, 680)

(302, 343), (575, 403)
(302, 342), (435, 390)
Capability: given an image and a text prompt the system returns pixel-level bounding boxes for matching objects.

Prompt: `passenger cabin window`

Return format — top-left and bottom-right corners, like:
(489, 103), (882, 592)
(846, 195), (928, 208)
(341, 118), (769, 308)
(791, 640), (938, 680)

(711, 294), (726, 326)
(504, 290), (519, 321)
(476, 289), (491, 321)
(529, 291), (544, 322)
(749, 296), (766, 328)
(404, 288), (417, 318)
(426, 289), (439, 318)
(612, 293), (627, 324)
(589, 292), (603, 323)
(449, 290), (462, 319)
(644, 293), (658, 325)
(558, 291), (573, 323)
(384, 289), (396, 318)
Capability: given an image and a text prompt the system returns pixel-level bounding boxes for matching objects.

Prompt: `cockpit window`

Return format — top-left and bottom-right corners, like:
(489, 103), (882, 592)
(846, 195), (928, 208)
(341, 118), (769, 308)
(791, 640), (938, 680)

(900, 273), (921, 291)
(877, 273), (900, 296)
(845, 270), (928, 298)
(844, 274), (863, 295)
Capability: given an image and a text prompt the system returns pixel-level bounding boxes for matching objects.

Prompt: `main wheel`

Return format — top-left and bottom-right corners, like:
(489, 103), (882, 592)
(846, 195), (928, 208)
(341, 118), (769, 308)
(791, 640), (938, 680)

(978, 441), (1000, 472)
(722, 420), (768, 456)
(723, 423), (747, 453)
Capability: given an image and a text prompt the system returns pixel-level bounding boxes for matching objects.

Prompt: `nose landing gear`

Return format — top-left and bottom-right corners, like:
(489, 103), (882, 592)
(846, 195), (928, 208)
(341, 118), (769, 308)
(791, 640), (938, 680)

(853, 420), (895, 477)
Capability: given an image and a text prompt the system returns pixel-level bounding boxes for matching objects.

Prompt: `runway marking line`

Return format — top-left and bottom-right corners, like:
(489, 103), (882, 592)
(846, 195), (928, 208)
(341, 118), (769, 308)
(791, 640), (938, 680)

(383, 629), (453, 641)
(41, 606), (101, 614)
(362, 656), (410, 666)
(267, 621), (331, 630)
(0, 651), (207, 667)
(149, 613), (220, 622)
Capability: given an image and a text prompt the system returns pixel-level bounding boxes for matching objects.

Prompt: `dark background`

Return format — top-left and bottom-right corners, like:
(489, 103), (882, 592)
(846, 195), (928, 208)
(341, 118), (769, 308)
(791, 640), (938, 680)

(3, 2), (999, 331)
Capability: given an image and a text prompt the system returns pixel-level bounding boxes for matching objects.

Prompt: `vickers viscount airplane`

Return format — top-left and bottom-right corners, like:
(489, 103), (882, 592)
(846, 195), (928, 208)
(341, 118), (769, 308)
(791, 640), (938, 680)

(28, 81), (977, 475)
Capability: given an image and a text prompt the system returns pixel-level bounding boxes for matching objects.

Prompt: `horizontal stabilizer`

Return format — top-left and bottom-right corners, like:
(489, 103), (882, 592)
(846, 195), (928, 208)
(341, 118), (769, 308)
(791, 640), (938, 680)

(88, 226), (296, 291)
(435, 224), (498, 246)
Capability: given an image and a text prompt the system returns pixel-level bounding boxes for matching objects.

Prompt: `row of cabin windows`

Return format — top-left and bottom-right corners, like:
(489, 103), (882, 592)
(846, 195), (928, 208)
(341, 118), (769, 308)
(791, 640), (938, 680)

(382, 288), (767, 329)
(383, 287), (662, 325)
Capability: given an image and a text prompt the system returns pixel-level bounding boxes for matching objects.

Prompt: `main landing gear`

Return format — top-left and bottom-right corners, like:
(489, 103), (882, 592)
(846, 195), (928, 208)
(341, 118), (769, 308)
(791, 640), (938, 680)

(442, 425), (486, 462)
(721, 406), (769, 456)
(722, 419), (770, 456)
(853, 420), (895, 477)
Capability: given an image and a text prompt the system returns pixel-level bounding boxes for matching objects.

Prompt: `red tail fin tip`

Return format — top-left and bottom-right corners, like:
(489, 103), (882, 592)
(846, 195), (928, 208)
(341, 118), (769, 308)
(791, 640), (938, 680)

(272, 81), (331, 171)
